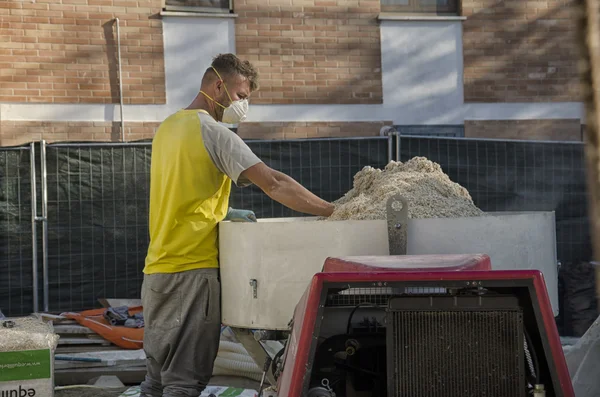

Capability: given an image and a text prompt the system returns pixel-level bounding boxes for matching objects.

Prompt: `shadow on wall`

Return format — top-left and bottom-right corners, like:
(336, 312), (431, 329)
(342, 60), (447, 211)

(462, 2), (582, 103)
(103, 20), (123, 142)
(103, 20), (120, 105)
(5, 16), (165, 122)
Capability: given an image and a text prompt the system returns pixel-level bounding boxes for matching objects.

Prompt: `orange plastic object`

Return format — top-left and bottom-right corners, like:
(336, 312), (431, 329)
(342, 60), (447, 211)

(62, 306), (144, 350)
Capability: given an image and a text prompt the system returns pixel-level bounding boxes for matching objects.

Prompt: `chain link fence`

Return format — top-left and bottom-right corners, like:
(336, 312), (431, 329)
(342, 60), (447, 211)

(0, 145), (35, 316)
(44, 143), (152, 313)
(0, 136), (593, 338)
(40, 137), (390, 313)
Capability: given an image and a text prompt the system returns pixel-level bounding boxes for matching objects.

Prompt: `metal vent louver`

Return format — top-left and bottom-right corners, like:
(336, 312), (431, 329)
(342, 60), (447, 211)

(386, 295), (525, 397)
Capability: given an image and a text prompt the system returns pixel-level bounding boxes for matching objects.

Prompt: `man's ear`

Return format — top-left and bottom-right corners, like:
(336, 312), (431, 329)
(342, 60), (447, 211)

(214, 78), (223, 94)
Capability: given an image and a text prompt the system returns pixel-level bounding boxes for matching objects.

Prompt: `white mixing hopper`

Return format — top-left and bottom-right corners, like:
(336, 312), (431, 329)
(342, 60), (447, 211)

(218, 217), (390, 330)
(219, 210), (559, 330)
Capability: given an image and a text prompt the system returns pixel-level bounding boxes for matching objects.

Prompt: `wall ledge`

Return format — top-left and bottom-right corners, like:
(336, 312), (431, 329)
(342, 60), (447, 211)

(378, 13), (466, 21)
(160, 10), (237, 18)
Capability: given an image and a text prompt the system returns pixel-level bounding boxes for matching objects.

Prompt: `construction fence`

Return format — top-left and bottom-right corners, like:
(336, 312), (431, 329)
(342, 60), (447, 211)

(0, 135), (594, 336)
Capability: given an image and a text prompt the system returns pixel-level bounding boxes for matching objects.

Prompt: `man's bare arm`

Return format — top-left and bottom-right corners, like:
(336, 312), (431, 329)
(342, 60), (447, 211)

(241, 162), (335, 217)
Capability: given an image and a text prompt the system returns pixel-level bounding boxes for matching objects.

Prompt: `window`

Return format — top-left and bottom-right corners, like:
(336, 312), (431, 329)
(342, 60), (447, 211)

(380, 0), (459, 15)
(164, 0), (232, 13)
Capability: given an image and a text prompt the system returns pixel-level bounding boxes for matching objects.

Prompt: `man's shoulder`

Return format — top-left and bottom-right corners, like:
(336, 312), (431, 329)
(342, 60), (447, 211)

(197, 112), (235, 136)
(198, 114), (243, 148)
(157, 109), (202, 131)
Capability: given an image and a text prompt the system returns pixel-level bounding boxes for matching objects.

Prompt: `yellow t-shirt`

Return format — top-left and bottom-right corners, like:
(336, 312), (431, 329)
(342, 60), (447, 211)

(144, 109), (260, 274)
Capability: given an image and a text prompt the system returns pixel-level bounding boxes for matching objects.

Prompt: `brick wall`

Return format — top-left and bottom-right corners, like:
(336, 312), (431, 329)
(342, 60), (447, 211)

(462, 0), (582, 102)
(0, 121), (159, 146)
(237, 121), (392, 139)
(0, 0), (165, 104)
(464, 119), (582, 141)
(234, 0), (383, 105)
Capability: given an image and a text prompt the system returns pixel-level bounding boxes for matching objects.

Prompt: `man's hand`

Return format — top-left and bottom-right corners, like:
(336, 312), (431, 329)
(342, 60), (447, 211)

(224, 208), (257, 222)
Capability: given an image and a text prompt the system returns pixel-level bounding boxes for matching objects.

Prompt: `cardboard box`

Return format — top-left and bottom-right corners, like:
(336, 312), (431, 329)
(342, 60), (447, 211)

(0, 349), (53, 397)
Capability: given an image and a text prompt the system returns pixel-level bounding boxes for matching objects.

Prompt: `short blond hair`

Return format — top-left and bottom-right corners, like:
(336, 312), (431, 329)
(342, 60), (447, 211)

(210, 53), (259, 92)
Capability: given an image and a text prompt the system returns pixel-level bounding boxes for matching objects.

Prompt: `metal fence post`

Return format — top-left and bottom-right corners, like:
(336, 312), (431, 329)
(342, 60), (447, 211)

(40, 140), (49, 312)
(29, 142), (39, 313)
(388, 133), (393, 163)
(380, 126), (395, 164)
(395, 130), (401, 162)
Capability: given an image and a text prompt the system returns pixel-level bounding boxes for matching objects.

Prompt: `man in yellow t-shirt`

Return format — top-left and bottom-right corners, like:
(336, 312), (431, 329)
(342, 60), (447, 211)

(140, 53), (335, 397)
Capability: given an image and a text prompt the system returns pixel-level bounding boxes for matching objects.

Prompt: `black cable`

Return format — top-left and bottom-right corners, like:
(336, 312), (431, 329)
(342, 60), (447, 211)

(257, 356), (272, 397)
(346, 302), (385, 335)
(271, 346), (286, 380)
(333, 358), (383, 378)
(524, 329), (540, 382)
(524, 338), (536, 383)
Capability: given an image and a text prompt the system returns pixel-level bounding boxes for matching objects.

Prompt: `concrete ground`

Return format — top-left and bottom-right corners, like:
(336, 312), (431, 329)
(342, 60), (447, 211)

(54, 376), (261, 397)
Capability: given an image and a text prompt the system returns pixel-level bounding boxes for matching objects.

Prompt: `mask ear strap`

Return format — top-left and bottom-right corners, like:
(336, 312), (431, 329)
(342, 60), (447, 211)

(212, 66), (233, 103)
(200, 90), (226, 109)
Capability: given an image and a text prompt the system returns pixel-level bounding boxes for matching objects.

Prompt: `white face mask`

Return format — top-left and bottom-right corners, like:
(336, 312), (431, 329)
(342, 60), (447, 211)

(222, 98), (248, 124)
(199, 66), (250, 125)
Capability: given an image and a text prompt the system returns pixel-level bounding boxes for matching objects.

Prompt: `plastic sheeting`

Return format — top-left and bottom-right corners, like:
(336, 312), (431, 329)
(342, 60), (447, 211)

(40, 139), (389, 314)
(0, 146), (34, 317)
(43, 144), (152, 314)
(565, 314), (600, 396)
(558, 261), (598, 337)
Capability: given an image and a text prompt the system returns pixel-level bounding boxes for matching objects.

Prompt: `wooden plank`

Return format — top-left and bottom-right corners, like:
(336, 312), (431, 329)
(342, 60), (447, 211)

(54, 359), (146, 370)
(87, 334), (107, 340)
(58, 337), (111, 346)
(51, 319), (78, 326)
(54, 366), (147, 386)
(98, 298), (142, 308)
(55, 345), (122, 354)
(53, 325), (95, 334)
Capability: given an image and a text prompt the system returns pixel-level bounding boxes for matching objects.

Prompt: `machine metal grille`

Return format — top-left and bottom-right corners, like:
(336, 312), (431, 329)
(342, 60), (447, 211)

(387, 296), (525, 397)
(326, 287), (448, 307)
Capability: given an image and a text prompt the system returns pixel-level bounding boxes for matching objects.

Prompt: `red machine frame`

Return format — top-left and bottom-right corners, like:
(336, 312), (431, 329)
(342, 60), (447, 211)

(276, 254), (574, 397)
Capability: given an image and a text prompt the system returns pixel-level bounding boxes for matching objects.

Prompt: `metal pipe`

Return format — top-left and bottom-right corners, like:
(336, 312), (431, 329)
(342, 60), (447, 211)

(1, 147), (30, 151)
(379, 126), (395, 163)
(246, 136), (390, 144)
(388, 133), (393, 164)
(380, 133), (584, 146)
(48, 136), (389, 147)
(116, 18), (125, 142)
(40, 140), (49, 312)
(29, 142), (39, 313)
(48, 142), (152, 148)
(395, 130), (401, 162)
(47, 135), (584, 147)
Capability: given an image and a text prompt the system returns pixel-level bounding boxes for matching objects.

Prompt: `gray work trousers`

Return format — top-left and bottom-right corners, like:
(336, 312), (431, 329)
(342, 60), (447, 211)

(140, 268), (221, 397)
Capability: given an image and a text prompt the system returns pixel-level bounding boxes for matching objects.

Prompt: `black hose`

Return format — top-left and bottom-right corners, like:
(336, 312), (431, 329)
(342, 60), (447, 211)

(346, 302), (384, 335)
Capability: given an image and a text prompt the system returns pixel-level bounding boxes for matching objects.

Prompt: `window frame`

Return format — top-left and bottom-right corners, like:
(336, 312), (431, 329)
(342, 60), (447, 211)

(380, 0), (459, 16)
(163, 0), (233, 14)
